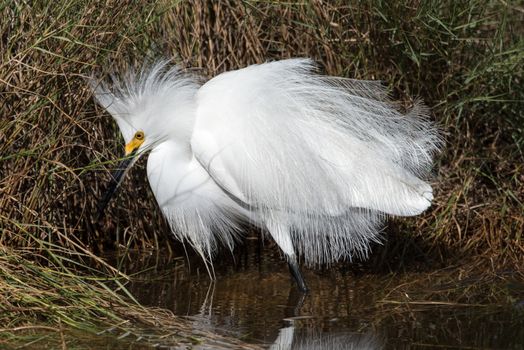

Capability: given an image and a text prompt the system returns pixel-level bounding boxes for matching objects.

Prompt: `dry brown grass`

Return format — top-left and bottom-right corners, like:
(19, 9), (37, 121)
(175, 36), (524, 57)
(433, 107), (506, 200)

(0, 0), (523, 346)
(2, 0), (522, 264)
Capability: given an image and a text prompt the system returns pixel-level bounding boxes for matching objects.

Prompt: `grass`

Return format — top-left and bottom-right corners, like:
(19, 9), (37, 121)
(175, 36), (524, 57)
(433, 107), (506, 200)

(0, 237), (260, 348)
(0, 0), (523, 348)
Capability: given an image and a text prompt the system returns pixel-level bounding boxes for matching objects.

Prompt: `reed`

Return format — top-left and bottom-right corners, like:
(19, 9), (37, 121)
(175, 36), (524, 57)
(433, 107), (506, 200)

(1, 0), (522, 347)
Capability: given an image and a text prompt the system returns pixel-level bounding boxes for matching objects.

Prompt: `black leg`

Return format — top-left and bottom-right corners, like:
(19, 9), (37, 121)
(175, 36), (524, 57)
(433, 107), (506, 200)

(288, 258), (309, 293)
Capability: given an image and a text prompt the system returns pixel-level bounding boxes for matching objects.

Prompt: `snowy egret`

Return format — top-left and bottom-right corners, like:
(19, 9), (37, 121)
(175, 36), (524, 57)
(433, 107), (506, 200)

(92, 58), (440, 292)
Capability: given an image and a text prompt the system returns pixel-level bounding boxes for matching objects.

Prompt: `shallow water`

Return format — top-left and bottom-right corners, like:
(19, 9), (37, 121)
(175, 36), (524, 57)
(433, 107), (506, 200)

(119, 238), (524, 349)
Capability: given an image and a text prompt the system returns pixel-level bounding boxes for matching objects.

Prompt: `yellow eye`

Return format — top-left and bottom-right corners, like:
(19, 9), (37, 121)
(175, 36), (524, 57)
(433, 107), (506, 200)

(135, 131), (144, 140)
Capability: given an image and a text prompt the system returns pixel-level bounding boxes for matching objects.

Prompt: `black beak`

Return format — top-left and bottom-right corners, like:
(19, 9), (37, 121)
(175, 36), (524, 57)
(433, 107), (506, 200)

(97, 151), (137, 221)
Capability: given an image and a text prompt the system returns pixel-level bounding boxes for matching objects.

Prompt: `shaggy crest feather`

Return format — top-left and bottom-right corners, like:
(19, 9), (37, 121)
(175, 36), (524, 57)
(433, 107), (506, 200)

(92, 58), (441, 271)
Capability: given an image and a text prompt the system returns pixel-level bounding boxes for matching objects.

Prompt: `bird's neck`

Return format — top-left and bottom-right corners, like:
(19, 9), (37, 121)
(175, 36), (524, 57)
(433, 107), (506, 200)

(163, 101), (197, 146)
(146, 139), (195, 205)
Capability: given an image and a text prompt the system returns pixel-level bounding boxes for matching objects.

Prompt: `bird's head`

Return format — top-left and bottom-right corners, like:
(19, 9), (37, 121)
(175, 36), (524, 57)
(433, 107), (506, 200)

(89, 61), (200, 219)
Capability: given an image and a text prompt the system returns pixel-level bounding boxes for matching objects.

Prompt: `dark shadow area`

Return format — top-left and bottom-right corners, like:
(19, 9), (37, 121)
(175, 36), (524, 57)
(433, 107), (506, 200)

(109, 237), (524, 349)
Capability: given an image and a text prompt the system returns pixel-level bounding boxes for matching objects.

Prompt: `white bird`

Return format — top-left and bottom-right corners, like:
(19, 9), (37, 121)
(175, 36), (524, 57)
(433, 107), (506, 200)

(92, 58), (440, 292)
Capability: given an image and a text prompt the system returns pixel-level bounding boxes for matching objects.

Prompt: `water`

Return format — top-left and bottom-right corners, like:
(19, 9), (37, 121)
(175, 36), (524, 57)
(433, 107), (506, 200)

(119, 238), (524, 349)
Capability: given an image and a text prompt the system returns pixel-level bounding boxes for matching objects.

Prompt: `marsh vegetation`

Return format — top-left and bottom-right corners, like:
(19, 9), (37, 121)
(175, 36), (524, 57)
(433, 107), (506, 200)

(1, 0), (522, 348)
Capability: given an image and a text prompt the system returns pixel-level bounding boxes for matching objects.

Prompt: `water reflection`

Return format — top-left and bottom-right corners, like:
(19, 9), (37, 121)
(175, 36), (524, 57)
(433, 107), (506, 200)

(116, 240), (524, 349)
(270, 325), (381, 350)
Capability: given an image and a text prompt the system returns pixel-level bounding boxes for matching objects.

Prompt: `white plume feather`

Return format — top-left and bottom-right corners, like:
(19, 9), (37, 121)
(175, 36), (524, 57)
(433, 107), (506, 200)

(193, 59), (440, 264)
(92, 58), (441, 266)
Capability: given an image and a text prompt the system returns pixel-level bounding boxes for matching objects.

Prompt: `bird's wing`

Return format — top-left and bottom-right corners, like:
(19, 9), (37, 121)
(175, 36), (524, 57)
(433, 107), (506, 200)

(191, 59), (440, 218)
